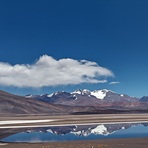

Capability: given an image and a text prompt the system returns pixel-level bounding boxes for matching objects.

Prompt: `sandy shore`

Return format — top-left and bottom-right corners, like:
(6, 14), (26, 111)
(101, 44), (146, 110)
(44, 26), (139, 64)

(1, 114), (148, 127)
(1, 137), (148, 148)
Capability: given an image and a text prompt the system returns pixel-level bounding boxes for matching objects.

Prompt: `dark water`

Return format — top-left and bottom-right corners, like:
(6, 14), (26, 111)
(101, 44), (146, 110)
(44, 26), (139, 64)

(1, 122), (148, 143)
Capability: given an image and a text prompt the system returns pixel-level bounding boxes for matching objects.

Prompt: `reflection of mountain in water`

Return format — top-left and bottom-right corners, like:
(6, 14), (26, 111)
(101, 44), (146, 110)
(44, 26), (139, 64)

(33, 123), (139, 136)
(1, 122), (148, 142)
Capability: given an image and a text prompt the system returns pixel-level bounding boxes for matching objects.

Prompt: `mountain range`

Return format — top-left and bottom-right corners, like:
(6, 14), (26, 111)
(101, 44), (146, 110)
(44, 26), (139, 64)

(1, 89), (148, 114)
(28, 89), (138, 106)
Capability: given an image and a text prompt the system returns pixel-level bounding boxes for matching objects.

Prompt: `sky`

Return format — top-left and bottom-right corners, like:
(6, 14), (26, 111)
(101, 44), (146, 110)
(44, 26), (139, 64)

(0, 0), (148, 97)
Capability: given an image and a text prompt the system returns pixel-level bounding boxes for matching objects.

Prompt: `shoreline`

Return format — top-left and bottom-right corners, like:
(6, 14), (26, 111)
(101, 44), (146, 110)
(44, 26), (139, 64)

(0, 120), (148, 129)
(1, 113), (148, 128)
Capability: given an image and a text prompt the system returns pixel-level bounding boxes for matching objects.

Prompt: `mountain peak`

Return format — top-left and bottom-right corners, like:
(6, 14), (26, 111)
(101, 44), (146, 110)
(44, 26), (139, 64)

(71, 89), (113, 99)
(91, 89), (109, 99)
(72, 89), (91, 95)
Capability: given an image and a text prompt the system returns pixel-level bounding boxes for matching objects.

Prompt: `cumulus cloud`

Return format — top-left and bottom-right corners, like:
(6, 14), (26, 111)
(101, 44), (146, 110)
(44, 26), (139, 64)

(0, 55), (114, 87)
(109, 81), (120, 85)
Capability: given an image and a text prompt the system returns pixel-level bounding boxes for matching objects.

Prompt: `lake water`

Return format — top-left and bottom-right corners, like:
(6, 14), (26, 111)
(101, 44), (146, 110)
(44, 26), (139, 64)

(1, 122), (148, 143)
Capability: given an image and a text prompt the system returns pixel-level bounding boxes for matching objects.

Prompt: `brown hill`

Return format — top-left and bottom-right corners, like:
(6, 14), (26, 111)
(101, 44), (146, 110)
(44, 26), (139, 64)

(0, 90), (69, 114)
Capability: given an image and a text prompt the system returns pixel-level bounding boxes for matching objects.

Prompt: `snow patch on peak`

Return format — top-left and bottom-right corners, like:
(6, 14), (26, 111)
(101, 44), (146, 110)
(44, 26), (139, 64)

(53, 91), (65, 96)
(82, 89), (91, 95)
(91, 90), (108, 99)
(83, 89), (90, 92)
(54, 92), (58, 95)
(71, 89), (91, 95)
(73, 94), (78, 100)
(25, 94), (33, 98)
(71, 89), (82, 94)
(90, 89), (116, 99)
(47, 93), (53, 97)
(72, 89), (114, 99)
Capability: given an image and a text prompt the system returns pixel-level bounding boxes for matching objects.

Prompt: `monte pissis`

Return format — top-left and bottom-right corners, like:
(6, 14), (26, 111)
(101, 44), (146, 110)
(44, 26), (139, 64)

(0, 89), (148, 114)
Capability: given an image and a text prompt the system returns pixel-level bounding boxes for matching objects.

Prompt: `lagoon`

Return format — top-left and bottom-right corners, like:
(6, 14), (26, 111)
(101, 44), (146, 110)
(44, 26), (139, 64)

(1, 122), (148, 143)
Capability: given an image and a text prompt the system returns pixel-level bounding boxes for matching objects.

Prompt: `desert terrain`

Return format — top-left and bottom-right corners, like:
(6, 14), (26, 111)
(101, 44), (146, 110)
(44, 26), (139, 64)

(1, 114), (148, 127)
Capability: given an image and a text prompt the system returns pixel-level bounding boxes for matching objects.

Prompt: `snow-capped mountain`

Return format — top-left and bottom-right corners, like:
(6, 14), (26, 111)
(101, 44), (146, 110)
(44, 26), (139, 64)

(27, 89), (139, 107)
(72, 89), (110, 99)
(72, 89), (91, 95)
(91, 89), (109, 99)
(1, 89), (148, 115)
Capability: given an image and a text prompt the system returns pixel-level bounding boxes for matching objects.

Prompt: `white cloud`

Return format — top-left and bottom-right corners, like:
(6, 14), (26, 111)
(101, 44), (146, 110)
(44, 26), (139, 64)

(0, 55), (114, 87)
(109, 81), (120, 85)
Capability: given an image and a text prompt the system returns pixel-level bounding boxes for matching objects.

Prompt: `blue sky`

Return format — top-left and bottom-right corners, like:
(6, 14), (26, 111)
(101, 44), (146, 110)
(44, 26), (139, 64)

(0, 0), (148, 97)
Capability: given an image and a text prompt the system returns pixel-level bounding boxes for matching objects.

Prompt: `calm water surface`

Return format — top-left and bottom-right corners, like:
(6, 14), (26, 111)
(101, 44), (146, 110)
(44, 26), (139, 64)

(1, 122), (148, 143)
